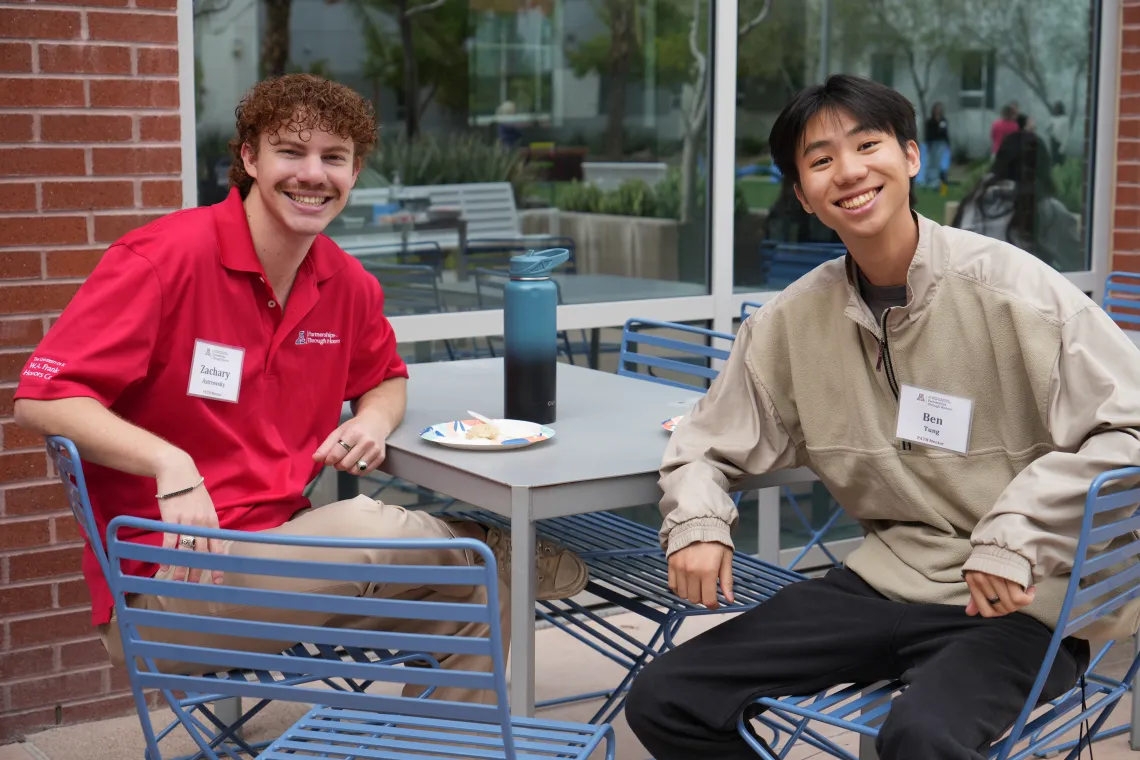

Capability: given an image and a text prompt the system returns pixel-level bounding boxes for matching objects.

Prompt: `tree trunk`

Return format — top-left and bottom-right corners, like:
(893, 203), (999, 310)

(603, 2), (635, 159)
(261, 0), (292, 78)
(398, 1), (420, 138)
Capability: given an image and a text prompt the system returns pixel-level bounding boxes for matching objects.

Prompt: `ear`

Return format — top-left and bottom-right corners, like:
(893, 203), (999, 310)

(349, 155), (362, 189)
(240, 142), (259, 181)
(793, 183), (814, 215)
(904, 139), (921, 180)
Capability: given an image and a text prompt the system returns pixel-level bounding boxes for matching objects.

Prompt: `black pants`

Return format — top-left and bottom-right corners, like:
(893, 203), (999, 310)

(626, 568), (1089, 760)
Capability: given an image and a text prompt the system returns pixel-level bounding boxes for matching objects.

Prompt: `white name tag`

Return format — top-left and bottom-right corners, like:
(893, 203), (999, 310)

(895, 384), (974, 455)
(187, 339), (244, 403)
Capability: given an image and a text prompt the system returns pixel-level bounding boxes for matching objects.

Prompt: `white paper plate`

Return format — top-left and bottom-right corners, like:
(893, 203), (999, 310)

(420, 418), (555, 451)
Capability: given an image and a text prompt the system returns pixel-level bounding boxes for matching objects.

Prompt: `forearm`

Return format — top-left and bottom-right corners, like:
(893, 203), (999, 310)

(350, 376), (407, 434)
(14, 397), (197, 483)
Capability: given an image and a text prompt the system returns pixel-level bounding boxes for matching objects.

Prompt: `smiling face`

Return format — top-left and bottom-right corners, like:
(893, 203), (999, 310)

(793, 107), (920, 243)
(240, 119), (360, 240)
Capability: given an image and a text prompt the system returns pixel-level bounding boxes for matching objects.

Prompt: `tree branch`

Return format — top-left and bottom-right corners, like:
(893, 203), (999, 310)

(405, 0), (444, 18)
(739, 0), (772, 37)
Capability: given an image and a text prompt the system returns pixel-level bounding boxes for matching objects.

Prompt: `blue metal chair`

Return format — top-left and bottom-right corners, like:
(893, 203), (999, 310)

(760, 241), (846, 289)
(106, 515), (616, 760)
(738, 467), (1140, 760)
(1104, 271), (1140, 331)
(447, 318), (804, 725)
(740, 301), (765, 320)
(46, 436), (437, 760)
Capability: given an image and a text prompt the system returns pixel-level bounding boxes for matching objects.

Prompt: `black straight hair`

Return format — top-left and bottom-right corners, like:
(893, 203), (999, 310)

(769, 74), (919, 189)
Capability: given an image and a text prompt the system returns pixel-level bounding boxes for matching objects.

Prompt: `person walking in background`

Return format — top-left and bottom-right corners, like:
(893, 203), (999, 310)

(953, 129), (1082, 271)
(923, 102), (951, 189)
(1047, 101), (1070, 166)
(991, 103), (1020, 157)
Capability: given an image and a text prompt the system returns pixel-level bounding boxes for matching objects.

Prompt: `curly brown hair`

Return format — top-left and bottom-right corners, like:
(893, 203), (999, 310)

(228, 74), (378, 197)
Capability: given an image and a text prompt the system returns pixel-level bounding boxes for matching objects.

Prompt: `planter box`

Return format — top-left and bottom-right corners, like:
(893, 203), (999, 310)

(520, 210), (680, 280)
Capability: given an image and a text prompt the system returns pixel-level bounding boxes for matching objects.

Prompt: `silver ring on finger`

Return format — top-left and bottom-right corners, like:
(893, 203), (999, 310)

(338, 440), (352, 453)
(357, 459), (368, 471)
(178, 536), (196, 550)
(987, 596), (1001, 605)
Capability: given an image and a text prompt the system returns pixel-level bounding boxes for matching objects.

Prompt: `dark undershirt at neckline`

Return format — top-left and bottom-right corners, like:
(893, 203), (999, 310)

(856, 267), (908, 323)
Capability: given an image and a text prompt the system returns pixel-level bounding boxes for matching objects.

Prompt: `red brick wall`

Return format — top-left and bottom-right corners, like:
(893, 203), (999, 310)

(1119, 3), (1140, 272)
(0, 0), (179, 741)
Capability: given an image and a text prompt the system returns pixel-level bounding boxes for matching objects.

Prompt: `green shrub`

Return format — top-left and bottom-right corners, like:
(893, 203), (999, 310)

(364, 132), (535, 201)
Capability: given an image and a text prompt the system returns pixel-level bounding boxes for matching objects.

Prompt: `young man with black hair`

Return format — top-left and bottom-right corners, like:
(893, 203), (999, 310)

(625, 74), (1140, 759)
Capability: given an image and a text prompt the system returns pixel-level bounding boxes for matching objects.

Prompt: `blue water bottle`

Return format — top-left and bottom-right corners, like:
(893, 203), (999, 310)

(504, 248), (570, 424)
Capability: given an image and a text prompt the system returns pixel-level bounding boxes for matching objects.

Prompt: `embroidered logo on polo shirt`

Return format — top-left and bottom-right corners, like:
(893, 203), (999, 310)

(22, 356), (65, 381)
(296, 330), (340, 346)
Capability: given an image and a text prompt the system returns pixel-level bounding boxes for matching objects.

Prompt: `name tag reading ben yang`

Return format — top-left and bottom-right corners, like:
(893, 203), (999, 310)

(895, 384), (974, 455)
(187, 339), (245, 403)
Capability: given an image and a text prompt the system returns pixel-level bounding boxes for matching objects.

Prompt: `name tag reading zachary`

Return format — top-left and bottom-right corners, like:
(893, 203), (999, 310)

(187, 339), (244, 403)
(895, 384), (974, 455)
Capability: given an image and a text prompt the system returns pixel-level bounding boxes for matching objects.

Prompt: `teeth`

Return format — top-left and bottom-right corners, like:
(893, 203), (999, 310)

(286, 193), (329, 207)
(839, 190), (878, 210)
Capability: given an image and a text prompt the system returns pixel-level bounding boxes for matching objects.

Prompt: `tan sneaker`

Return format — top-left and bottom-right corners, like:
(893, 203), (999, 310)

(481, 525), (589, 600)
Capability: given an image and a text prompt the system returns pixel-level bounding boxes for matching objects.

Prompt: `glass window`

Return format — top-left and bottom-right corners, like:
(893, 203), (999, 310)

(193, 0), (716, 318)
(732, 0), (1101, 293)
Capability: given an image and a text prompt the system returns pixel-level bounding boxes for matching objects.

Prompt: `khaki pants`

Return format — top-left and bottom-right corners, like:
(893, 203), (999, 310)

(98, 496), (510, 705)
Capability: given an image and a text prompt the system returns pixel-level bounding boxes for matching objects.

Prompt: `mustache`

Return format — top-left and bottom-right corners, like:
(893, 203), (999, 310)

(277, 184), (339, 198)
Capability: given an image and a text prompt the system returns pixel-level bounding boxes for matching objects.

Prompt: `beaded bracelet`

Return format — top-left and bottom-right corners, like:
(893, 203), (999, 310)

(156, 477), (205, 500)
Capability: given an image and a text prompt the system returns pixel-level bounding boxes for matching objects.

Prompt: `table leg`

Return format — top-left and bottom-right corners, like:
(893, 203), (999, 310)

(589, 328), (601, 370)
(457, 219), (470, 281)
(755, 487), (780, 566)
(1131, 632), (1140, 749)
(337, 470), (357, 502)
(509, 486), (536, 716)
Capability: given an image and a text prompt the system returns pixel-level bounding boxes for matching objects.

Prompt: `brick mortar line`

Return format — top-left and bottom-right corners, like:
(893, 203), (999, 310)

(0, 4), (175, 13)
(0, 176), (180, 183)
(0, 73), (179, 81)
(0, 541), (85, 560)
(1, 664), (111, 688)
(0, 275), (85, 283)
(0, 208), (178, 218)
(0, 244), (112, 252)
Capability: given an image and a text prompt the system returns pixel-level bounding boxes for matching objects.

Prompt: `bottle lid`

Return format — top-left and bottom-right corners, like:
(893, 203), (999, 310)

(508, 247), (570, 278)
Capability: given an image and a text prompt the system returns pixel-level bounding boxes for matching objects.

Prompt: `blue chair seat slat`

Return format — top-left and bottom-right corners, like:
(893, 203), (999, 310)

(114, 540), (488, 587)
(286, 725), (591, 754)
(309, 705), (602, 739)
(118, 577), (492, 626)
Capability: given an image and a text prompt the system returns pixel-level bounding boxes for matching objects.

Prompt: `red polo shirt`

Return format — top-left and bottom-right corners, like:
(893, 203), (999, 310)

(15, 188), (408, 625)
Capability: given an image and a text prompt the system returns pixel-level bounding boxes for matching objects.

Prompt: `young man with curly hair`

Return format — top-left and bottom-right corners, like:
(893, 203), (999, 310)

(14, 74), (587, 703)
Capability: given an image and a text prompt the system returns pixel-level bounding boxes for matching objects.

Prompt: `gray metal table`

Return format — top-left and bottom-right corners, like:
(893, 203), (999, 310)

(375, 358), (815, 716)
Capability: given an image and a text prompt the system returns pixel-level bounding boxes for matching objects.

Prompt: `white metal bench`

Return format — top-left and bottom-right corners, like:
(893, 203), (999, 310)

(582, 162), (669, 191)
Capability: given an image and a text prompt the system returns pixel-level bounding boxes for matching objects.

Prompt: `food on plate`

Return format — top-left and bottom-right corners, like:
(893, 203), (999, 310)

(465, 422), (501, 441)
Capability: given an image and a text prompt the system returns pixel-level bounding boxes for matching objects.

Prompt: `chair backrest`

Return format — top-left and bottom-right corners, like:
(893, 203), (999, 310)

(349, 183), (523, 240)
(761, 241), (847, 289)
(45, 436), (108, 576)
(999, 467), (1140, 758)
(473, 267), (566, 310)
(1103, 272), (1140, 328)
(358, 260), (447, 316)
(740, 301), (764, 321)
(466, 237), (578, 274)
(617, 318), (735, 393)
(106, 515), (515, 760)
(350, 241), (447, 274)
